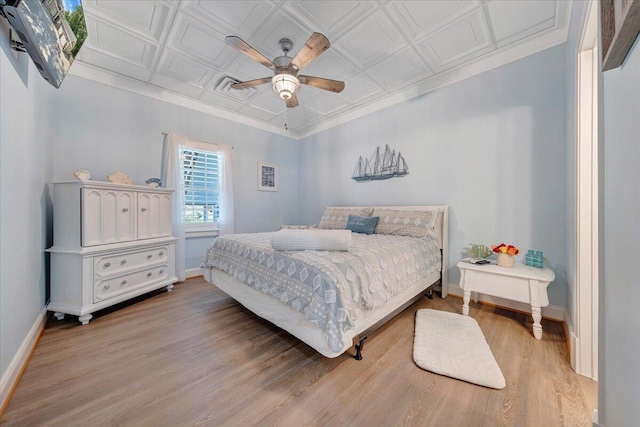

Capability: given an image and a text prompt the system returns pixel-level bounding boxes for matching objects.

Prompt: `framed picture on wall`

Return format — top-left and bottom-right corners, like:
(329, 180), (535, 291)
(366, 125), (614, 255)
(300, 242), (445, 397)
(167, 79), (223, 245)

(601, 0), (640, 71)
(258, 161), (278, 192)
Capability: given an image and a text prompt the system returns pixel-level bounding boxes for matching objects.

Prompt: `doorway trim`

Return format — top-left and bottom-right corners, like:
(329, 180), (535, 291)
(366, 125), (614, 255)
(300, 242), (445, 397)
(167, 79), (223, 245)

(573, 0), (599, 380)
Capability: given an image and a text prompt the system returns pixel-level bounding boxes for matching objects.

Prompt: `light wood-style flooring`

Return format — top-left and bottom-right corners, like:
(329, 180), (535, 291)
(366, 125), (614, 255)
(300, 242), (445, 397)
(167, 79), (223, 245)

(2, 277), (597, 426)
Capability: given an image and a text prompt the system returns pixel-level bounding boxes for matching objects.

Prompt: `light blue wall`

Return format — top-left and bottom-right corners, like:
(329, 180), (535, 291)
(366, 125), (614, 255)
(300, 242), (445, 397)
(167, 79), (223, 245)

(601, 38), (640, 425)
(0, 22), (54, 379)
(52, 75), (301, 269)
(298, 45), (568, 308)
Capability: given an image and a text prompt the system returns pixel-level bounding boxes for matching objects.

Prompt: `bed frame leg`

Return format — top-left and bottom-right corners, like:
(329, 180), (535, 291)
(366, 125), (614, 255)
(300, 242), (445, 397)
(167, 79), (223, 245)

(426, 289), (434, 299)
(354, 337), (367, 360)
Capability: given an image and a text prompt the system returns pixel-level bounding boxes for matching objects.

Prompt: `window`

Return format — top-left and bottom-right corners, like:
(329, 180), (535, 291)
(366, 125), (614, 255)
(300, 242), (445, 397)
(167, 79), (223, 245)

(181, 140), (221, 233)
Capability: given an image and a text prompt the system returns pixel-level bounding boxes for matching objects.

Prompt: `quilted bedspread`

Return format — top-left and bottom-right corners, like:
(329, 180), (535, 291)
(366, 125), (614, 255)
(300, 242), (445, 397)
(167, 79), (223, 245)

(201, 232), (441, 352)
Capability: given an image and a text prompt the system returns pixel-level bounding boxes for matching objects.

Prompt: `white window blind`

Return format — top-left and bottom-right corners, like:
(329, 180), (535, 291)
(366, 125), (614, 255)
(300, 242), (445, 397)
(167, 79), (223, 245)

(182, 146), (220, 227)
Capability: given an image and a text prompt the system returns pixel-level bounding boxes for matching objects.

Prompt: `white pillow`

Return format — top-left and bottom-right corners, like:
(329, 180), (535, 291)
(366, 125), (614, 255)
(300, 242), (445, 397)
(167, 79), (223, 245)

(271, 229), (352, 251)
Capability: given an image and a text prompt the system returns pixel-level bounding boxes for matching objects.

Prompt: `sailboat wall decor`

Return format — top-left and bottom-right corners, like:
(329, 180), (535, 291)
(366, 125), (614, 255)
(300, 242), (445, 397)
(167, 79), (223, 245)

(352, 145), (409, 182)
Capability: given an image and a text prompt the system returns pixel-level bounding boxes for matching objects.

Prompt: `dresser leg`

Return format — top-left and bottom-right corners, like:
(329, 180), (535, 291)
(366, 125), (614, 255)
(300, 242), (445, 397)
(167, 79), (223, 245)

(167, 283), (174, 292)
(53, 312), (65, 321)
(462, 291), (471, 316)
(78, 314), (93, 325)
(531, 306), (542, 339)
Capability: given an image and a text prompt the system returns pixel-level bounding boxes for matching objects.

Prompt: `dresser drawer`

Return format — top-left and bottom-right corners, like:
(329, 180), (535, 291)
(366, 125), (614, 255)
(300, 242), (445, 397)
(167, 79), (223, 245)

(94, 264), (171, 302)
(94, 245), (170, 277)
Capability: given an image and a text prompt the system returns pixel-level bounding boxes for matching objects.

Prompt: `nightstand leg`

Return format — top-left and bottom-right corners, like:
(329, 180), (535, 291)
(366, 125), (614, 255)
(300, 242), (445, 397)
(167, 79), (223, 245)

(531, 306), (542, 339)
(472, 291), (479, 303)
(462, 291), (471, 316)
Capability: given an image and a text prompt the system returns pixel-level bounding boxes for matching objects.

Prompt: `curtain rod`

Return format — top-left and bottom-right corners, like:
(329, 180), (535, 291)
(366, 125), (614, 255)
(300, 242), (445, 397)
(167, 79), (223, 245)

(162, 132), (234, 149)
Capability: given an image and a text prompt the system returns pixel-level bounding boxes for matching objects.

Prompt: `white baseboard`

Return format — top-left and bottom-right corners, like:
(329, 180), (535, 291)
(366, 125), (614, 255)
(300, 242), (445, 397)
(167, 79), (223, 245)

(0, 308), (47, 413)
(447, 283), (567, 321)
(570, 330), (579, 372)
(185, 267), (203, 279)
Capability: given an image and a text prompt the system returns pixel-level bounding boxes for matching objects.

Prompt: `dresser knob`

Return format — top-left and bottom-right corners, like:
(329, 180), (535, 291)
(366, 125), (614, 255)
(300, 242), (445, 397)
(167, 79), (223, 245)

(104, 284), (110, 290)
(159, 251), (164, 256)
(141, 207), (147, 212)
(120, 280), (127, 286)
(104, 262), (111, 268)
(159, 269), (164, 274)
(120, 259), (127, 265)
(122, 208), (129, 213)
(147, 272), (152, 278)
(147, 254), (152, 259)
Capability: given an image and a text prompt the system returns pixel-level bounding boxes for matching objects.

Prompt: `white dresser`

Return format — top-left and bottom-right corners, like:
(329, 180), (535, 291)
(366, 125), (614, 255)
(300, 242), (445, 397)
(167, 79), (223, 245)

(47, 181), (179, 324)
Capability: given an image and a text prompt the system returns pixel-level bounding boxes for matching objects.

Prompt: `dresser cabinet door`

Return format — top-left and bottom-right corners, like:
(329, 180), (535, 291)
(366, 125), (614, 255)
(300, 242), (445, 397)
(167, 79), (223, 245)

(116, 191), (135, 242)
(138, 193), (172, 239)
(82, 189), (135, 246)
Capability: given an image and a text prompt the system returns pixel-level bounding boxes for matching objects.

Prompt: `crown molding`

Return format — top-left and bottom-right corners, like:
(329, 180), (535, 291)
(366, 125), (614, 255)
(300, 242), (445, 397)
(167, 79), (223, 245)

(68, 61), (293, 138)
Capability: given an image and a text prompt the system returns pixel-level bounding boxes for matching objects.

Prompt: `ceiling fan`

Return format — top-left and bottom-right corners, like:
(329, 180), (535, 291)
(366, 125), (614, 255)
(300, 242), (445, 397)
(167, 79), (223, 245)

(225, 32), (345, 108)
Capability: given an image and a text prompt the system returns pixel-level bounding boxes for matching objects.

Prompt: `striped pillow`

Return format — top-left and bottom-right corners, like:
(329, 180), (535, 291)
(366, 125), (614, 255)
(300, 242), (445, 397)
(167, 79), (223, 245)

(318, 207), (372, 229)
(372, 208), (436, 239)
(280, 224), (318, 230)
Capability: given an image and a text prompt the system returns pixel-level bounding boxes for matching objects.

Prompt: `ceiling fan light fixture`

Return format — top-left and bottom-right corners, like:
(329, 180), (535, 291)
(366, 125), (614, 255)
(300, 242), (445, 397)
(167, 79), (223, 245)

(272, 74), (299, 100)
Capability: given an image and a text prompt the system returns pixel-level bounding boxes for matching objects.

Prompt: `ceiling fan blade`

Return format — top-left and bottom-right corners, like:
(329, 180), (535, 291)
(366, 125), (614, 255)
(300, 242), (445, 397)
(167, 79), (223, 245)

(286, 93), (299, 108)
(230, 77), (272, 90)
(298, 75), (345, 93)
(291, 32), (330, 70)
(225, 36), (275, 70)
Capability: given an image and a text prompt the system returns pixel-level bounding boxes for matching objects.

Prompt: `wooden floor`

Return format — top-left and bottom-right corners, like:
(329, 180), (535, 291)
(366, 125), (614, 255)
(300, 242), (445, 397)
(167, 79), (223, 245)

(2, 278), (597, 426)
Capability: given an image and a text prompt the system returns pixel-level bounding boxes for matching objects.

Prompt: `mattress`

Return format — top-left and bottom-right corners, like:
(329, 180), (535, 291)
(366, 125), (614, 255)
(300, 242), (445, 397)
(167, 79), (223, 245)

(201, 231), (441, 357)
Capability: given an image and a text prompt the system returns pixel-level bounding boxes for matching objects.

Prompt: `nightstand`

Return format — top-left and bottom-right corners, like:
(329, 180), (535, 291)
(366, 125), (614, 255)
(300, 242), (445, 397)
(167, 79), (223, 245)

(456, 261), (555, 339)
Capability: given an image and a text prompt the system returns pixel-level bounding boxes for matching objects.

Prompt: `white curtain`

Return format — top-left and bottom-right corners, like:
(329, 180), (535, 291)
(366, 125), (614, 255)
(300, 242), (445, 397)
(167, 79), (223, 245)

(161, 133), (186, 281)
(217, 143), (235, 235)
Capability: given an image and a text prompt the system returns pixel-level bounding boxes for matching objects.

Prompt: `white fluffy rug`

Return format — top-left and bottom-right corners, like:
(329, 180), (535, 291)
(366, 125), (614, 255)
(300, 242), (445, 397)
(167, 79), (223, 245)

(413, 309), (506, 389)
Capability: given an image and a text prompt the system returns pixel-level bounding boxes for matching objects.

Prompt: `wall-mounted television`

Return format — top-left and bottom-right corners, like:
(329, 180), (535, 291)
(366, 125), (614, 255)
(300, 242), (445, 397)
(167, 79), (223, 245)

(1, 0), (87, 88)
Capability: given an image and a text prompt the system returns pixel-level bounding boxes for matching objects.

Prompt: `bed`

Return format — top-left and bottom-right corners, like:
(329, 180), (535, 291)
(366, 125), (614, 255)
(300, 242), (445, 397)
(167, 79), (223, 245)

(201, 205), (449, 359)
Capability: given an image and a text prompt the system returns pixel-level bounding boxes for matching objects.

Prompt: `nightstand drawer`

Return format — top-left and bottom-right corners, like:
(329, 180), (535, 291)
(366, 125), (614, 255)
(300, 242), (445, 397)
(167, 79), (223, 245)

(94, 245), (170, 277)
(94, 264), (171, 303)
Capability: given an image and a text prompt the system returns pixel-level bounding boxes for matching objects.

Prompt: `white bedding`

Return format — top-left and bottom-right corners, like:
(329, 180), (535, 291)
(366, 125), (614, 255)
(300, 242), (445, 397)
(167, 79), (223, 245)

(201, 231), (442, 355)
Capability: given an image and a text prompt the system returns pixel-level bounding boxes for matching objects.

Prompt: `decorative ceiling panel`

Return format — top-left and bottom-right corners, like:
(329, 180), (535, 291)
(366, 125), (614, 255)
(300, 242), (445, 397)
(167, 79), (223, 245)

(281, 1), (376, 39)
(88, 19), (156, 65)
(385, 0), (478, 40)
(180, 0), (276, 37)
(74, 0), (572, 138)
(166, 13), (235, 69)
(487, 0), (557, 42)
(85, 0), (174, 43)
(417, 11), (492, 70)
(241, 89), (287, 116)
(249, 11), (313, 61)
(304, 91), (351, 115)
(365, 47), (432, 89)
(337, 74), (384, 104)
(298, 50), (359, 83)
(152, 51), (215, 97)
(76, 45), (153, 82)
(336, 10), (408, 67)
